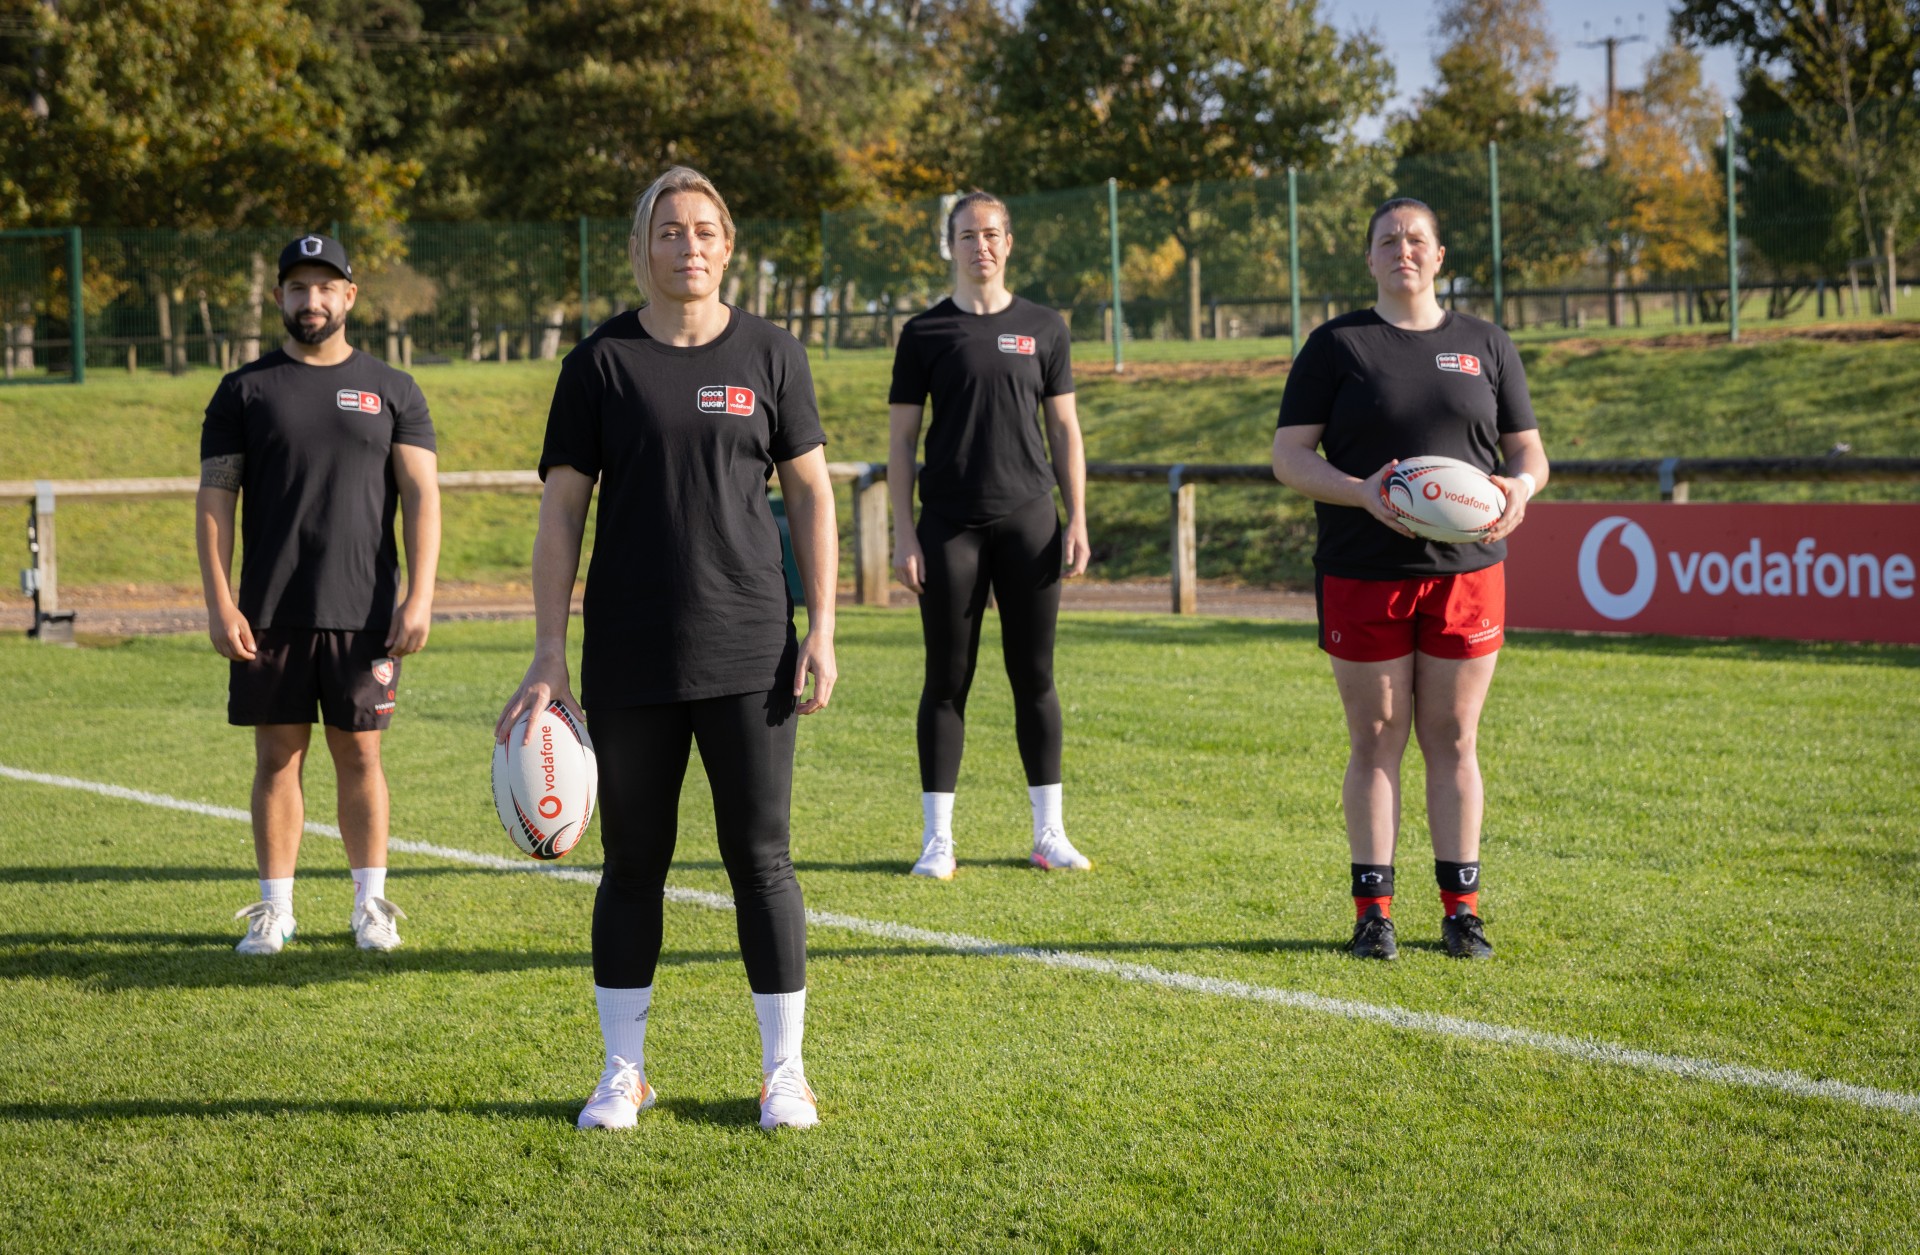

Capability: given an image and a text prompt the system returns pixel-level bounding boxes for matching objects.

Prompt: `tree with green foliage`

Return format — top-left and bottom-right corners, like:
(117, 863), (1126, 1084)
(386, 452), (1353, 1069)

(1393, 0), (1617, 297)
(1673, 0), (1920, 310)
(969, 0), (1392, 338)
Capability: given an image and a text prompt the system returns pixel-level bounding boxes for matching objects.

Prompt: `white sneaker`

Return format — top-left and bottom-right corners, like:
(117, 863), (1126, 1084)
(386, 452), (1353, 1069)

(351, 897), (406, 951)
(910, 832), (956, 880)
(1030, 826), (1093, 871)
(577, 1056), (656, 1130)
(234, 901), (296, 955)
(759, 1058), (819, 1130)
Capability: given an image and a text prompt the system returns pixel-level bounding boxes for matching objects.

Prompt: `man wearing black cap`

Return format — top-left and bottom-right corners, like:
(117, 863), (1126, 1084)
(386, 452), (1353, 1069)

(195, 234), (441, 954)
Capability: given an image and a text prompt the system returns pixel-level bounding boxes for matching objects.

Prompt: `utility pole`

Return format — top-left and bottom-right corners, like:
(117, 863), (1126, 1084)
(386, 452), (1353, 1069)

(1580, 20), (1646, 328)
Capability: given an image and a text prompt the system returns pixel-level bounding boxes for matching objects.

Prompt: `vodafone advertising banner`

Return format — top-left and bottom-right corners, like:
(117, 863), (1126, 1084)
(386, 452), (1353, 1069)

(1505, 504), (1920, 645)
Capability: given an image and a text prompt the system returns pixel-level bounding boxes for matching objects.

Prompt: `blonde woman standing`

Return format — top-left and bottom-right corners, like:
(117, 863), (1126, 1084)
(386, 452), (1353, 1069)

(498, 168), (837, 1130)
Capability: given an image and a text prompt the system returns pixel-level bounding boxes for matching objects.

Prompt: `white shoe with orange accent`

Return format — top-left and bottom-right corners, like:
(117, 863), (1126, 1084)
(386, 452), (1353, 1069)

(759, 1058), (819, 1130)
(910, 832), (956, 880)
(577, 1056), (656, 1130)
(1030, 826), (1092, 871)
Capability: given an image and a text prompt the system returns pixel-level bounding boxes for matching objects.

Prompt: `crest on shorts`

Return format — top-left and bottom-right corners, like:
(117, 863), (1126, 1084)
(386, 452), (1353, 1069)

(371, 659), (395, 686)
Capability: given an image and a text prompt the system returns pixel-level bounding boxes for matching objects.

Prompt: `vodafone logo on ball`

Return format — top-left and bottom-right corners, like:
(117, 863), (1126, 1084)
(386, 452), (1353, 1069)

(1505, 503), (1920, 644)
(997, 333), (1037, 355)
(336, 389), (382, 414)
(1435, 352), (1481, 376)
(697, 385), (756, 416)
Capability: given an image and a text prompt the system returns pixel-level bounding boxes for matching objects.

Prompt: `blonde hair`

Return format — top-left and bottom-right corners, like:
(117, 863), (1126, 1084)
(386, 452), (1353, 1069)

(629, 166), (736, 302)
(945, 190), (1010, 245)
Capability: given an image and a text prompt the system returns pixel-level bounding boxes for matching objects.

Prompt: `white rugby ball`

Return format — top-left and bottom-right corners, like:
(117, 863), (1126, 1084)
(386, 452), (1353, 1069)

(1382, 455), (1507, 544)
(492, 702), (597, 861)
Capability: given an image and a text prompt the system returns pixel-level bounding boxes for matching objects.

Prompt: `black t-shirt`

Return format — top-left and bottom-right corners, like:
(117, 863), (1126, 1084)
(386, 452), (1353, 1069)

(539, 307), (825, 709)
(1277, 309), (1538, 579)
(200, 348), (436, 631)
(889, 295), (1074, 525)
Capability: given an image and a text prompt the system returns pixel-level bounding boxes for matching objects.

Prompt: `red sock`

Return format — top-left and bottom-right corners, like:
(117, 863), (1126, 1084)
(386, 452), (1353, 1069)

(1441, 890), (1479, 918)
(1355, 896), (1392, 920)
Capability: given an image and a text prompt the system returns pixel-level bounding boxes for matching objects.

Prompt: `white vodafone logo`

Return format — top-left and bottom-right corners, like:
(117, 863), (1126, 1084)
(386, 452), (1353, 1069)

(1578, 517), (1658, 621)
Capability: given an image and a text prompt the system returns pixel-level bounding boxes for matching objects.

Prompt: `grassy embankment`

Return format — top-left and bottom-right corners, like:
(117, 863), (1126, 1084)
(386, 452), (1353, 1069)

(4, 327), (1918, 593)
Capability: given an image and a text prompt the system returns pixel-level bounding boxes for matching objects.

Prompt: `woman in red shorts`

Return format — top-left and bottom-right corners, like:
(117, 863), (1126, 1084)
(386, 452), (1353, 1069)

(1271, 198), (1549, 961)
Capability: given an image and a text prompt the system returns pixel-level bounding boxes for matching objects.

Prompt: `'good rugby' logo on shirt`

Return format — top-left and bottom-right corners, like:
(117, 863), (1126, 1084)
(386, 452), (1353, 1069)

(1435, 353), (1482, 376)
(336, 389), (383, 414)
(697, 385), (756, 416)
(997, 334), (1037, 355)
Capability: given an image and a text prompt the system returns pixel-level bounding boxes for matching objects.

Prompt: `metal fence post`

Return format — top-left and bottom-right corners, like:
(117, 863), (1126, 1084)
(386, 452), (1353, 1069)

(1488, 142), (1503, 327)
(1287, 166), (1302, 358)
(67, 227), (86, 384)
(1169, 465), (1196, 615)
(578, 216), (591, 340)
(852, 464), (889, 605)
(819, 210), (831, 361)
(1107, 177), (1124, 374)
(1725, 112), (1740, 344)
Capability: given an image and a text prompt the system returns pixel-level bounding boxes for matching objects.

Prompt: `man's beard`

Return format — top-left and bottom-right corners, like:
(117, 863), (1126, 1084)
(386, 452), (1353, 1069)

(282, 308), (346, 345)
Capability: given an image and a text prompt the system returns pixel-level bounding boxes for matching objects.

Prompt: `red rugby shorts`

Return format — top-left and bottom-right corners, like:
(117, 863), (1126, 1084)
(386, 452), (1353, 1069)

(1315, 564), (1505, 662)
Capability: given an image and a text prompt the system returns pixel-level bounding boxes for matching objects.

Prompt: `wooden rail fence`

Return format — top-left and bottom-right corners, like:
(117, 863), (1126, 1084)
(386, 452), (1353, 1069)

(6, 458), (1918, 630)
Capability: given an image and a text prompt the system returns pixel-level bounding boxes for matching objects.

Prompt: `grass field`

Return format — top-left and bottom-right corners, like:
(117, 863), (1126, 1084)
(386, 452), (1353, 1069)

(2, 611), (1917, 1251)
(5, 325), (1919, 596)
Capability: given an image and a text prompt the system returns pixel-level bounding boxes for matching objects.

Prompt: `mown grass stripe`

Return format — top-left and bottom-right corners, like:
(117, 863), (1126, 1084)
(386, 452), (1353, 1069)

(6, 760), (1915, 1119)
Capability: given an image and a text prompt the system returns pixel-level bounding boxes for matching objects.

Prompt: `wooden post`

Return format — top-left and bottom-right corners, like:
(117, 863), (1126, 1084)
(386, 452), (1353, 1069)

(127, 343), (137, 373)
(32, 481), (57, 614)
(1170, 466), (1197, 615)
(496, 328), (509, 362)
(852, 466), (889, 606)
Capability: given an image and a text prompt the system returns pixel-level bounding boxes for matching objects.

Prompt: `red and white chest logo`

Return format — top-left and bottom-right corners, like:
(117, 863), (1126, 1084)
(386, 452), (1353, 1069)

(337, 389), (383, 414)
(997, 333), (1037, 356)
(698, 385), (756, 416)
(1435, 353), (1482, 376)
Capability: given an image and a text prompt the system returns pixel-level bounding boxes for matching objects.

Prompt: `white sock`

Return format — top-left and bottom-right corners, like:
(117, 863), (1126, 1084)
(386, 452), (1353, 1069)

(1029, 782), (1063, 839)
(595, 984), (653, 1073)
(753, 989), (806, 1074)
(259, 877), (294, 914)
(921, 792), (955, 843)
(350, 866), (386, 908)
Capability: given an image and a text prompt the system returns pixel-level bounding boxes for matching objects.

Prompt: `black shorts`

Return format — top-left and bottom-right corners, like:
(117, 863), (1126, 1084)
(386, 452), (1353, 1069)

(229, 628), (399, 731)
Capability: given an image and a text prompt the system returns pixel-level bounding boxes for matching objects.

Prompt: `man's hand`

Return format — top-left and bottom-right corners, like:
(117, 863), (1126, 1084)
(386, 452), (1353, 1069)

(208, 603), (257, 661)
(386, 595), (433, 656)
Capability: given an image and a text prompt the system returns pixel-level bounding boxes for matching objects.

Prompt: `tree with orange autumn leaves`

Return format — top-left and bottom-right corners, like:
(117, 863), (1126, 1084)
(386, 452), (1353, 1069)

(1605, 43), (1726, 284)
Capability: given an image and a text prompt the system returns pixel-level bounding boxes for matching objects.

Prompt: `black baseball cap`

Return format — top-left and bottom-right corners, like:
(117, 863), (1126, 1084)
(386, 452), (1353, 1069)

(277, 234), (353, 282)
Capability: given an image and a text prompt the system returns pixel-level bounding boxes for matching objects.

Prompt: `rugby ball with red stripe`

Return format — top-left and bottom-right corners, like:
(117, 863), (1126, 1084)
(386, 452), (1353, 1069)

(1382, 455), (1508, 544)
(491, 702), (597, 860)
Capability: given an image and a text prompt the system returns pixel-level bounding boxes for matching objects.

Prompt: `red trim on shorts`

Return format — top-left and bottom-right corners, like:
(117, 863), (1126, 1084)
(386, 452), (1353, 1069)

(1316, 565), (1506, 662)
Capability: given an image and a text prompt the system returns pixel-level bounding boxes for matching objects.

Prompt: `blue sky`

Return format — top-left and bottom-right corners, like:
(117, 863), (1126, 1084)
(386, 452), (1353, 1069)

(1327, 0), (1745, 138)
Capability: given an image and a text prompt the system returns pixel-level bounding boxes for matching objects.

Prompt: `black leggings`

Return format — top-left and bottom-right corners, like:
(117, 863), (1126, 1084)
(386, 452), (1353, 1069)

(916, 492), (1063, 793)
(587, 685), (805, 994)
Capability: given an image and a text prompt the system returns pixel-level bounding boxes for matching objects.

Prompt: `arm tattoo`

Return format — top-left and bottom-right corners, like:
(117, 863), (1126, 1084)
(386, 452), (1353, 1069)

(201, 453), (245, 492)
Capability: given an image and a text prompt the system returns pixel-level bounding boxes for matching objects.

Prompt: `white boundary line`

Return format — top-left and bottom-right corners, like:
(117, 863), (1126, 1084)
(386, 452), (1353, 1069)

(4, 761), (1915, 1118)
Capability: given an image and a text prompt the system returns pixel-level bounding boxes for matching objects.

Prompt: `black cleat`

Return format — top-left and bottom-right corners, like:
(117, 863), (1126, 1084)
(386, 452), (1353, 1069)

(1348, 905), (1397, 960)
(1442, 911), (1493, 960)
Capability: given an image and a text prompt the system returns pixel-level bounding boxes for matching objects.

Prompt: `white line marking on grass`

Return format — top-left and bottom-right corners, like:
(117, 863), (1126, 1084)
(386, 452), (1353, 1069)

(6, 761), (1917, 1118)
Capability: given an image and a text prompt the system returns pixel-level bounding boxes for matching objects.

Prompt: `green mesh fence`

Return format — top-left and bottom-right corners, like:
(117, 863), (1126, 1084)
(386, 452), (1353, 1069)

(8, 110), (1908, 384)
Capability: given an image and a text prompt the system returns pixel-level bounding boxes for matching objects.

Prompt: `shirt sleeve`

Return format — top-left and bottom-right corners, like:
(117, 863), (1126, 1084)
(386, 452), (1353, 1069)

(887, 320), (930, 407)
(769, 331), (827, 463)
(199, 374), (247, 461)
(1490, 328), (1539, 434)
(1276, 329), (1340, 430)
(1041, 309), (1075, 397)
(391, 374), (437, 452)
(539, 346), (603, 481)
